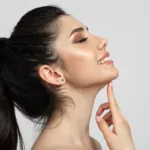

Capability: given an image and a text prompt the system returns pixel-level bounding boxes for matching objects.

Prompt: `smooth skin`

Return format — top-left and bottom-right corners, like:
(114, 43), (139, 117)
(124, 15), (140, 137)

(32, 15), (135, 150)
(95, 82), (135, 150)
(34, 82), (135, 150)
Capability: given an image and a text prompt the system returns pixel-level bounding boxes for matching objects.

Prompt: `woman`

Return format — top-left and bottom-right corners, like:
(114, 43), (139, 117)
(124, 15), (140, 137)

(0, 5), (135, 150)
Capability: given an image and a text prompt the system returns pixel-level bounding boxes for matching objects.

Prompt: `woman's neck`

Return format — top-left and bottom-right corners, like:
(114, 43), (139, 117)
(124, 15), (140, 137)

(37, 84), (104, 149)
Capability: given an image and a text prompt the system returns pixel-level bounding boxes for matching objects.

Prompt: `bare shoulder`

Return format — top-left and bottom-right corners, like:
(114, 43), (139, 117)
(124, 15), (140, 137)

(32, 147), (89, 150)
(90, 136), (102, 150)
(32, 137), (102, 150)
(47, 137), (102, 150)
(42, 148), (86, 150)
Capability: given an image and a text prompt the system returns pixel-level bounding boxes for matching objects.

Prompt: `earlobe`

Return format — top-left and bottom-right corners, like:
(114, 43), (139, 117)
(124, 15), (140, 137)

(60, 78), (65, 82)
(54, 69), (65, 83)
(47, 70), (65, 85)
(54, 76), (65, 85)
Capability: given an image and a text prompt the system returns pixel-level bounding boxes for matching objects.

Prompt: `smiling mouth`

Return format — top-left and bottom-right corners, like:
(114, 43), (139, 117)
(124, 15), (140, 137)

(98, 56), (113, 64)
(98, 57), (109, 64)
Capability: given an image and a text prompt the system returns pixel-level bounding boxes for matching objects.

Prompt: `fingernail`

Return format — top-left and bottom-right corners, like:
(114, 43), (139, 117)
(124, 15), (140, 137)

(110, 82), (113, 87)
(96, 116), (102, 122)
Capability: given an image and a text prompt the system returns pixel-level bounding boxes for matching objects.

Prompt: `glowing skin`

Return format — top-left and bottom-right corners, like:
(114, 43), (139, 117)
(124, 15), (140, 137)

(56, 16), (118, 89)
(34, 15), (119, 150)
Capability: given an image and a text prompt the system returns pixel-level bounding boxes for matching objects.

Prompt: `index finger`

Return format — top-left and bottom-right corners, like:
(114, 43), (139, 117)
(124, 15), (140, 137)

(107, 82), (120, 120)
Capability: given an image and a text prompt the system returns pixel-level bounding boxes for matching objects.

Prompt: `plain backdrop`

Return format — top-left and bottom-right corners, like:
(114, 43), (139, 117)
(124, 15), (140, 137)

(0, 0), (150, 149)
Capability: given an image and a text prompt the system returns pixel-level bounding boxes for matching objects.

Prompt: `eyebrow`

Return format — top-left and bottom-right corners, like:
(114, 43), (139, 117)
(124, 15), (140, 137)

(69, 26), (89, 37)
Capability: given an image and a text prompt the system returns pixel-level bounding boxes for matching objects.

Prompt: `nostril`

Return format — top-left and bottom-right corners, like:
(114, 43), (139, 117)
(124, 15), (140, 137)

(97, 43), (107, 50)
(97, 37), (108, 50)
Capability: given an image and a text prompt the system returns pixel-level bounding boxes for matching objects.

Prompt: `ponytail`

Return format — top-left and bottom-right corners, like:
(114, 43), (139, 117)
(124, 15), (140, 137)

(0, 38), (24, 150)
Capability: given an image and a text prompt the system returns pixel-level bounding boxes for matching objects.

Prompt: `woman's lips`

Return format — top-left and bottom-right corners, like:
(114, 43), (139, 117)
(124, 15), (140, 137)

(97, 51), (114, 65)
(98, 51), (110, 62)
(98, 59), (114, 65)
(105, 60), (114, 65)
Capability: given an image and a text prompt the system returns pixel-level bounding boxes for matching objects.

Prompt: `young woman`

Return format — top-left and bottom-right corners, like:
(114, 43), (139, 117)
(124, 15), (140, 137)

(0, 5), (135, 150)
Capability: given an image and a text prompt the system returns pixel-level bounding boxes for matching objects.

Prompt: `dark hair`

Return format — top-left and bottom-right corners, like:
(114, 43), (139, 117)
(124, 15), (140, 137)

(0, 5), (74, 150)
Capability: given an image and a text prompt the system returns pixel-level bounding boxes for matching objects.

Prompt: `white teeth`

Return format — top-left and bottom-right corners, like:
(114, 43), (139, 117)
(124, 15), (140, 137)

(103, 57), (110, 61)
(98, 57), (110, 64)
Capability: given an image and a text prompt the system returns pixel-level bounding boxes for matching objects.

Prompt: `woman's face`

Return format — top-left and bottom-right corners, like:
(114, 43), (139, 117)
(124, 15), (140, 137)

(55, 15), (119, 88)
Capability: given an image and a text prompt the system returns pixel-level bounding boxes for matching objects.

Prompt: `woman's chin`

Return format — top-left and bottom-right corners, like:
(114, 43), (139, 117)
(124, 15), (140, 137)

(109, 68), (119, 81)
(111, 67), (119, 79)
(101, 68), (119, 83)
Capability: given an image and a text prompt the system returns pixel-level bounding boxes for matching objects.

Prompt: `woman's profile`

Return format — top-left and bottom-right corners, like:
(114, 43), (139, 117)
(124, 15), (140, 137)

(0, 5), (135, 150)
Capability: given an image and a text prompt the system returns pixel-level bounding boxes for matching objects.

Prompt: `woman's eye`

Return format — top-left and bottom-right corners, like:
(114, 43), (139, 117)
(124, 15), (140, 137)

(78, 37), (88, 43)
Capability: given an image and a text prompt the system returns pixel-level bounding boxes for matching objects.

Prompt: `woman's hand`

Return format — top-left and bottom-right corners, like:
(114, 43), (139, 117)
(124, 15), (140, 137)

(95, 82), (135, 150)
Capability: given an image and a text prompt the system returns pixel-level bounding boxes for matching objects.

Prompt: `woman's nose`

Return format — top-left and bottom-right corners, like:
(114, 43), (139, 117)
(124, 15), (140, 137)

(97, 38), (108, 50)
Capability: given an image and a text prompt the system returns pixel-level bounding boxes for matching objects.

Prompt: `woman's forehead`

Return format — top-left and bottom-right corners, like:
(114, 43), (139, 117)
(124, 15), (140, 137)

(59, 15), (85, 34)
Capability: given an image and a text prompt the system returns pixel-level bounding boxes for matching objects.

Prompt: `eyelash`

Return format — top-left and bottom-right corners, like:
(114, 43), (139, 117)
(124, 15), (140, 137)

(78, 37), (88, 43)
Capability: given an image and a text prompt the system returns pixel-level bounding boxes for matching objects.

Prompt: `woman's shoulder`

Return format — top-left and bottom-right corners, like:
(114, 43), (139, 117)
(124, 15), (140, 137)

(90, 136), (102, 150)
(48, 137), (102, 150)
(32, 136), (102, 150)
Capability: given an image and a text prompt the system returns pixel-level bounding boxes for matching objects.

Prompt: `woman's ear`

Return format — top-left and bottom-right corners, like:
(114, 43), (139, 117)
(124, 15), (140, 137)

(38, 65), (65, 85)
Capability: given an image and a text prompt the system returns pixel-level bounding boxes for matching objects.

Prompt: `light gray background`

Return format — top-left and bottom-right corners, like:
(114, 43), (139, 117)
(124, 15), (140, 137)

(0, 0), (150, 149)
